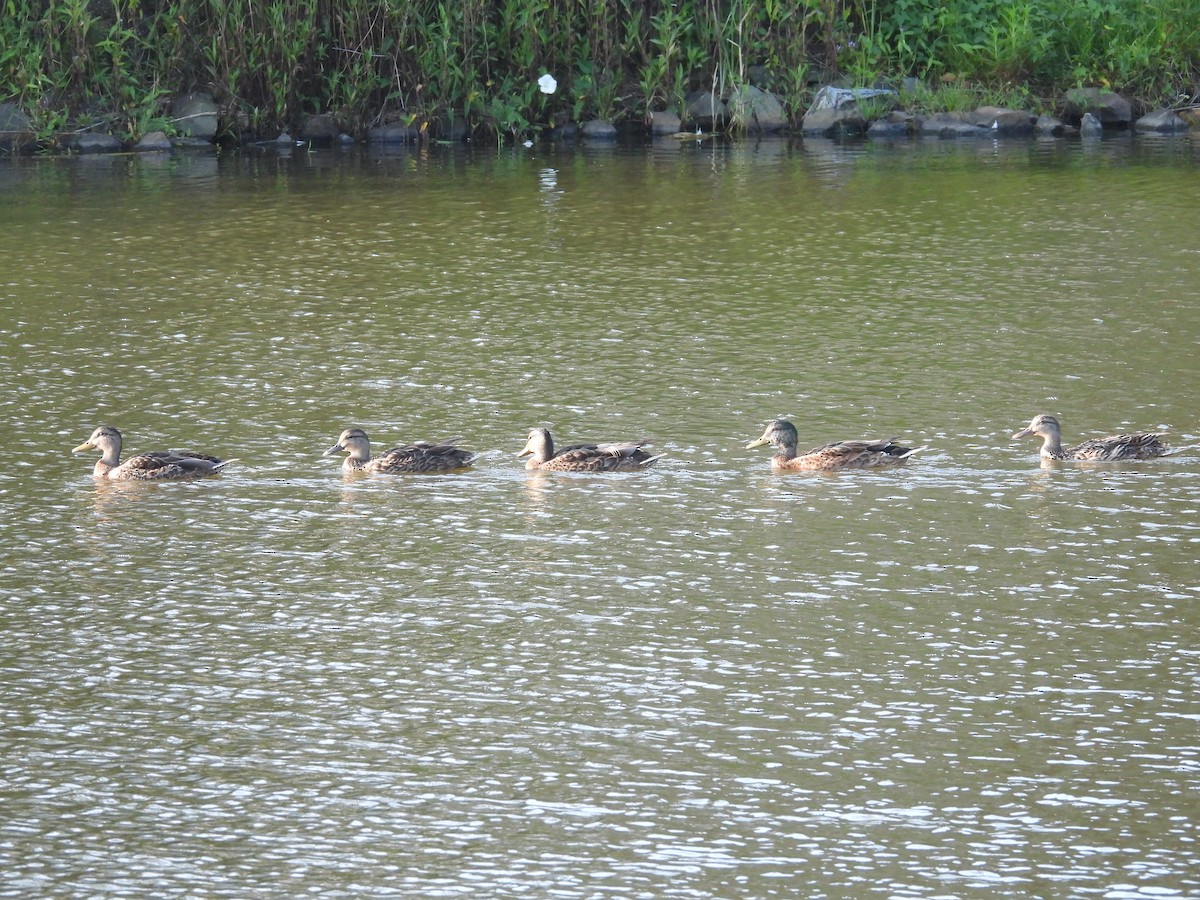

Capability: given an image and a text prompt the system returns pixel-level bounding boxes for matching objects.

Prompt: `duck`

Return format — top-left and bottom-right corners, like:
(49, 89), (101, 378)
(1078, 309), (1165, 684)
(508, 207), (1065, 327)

(1011, 413), (1169, 461)
(324, 428), (478, 473)
(746, 418), (925, 471)
(518, 427), (662, 472)
(72, 425), (233, 480)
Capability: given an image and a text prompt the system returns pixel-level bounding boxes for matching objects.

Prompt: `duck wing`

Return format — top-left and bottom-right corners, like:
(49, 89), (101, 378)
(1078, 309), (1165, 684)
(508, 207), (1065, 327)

(113, 450), (228, 479)
(371, 440), (477, 473)
(799, 438), (922, 469)
(1070, 433), (1168, 461)
(545, 440), (661, 471)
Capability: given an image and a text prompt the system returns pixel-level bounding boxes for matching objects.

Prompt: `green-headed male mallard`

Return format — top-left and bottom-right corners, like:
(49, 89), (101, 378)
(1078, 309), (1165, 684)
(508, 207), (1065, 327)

(746, 418), (924, 472)
(1012, 413), (1169, 461)
(518, 427), (662, 472)
(324, 428), (478, 474)
(72, 425), (233, 480)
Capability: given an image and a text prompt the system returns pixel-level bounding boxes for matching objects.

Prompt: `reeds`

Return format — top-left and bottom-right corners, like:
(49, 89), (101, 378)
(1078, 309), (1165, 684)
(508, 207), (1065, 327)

(2, 0), (1197, 145)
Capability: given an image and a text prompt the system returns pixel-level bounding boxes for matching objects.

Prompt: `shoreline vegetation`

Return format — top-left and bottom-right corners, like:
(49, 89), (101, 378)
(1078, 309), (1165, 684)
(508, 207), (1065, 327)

(1, 0), (1198, 152)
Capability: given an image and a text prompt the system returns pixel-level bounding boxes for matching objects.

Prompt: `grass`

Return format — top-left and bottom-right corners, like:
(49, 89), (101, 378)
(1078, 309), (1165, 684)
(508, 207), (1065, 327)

(0, 0), (1196, 146)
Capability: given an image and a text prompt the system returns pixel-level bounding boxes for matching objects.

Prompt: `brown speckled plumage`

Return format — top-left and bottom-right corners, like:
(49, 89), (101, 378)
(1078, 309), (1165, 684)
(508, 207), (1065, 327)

(324, 428), (478, 474)
(1012, 414), (1168, 461)
(518, 428), (662, 472)
(72, 425), (232, 480)
(746, 419), (924, 472)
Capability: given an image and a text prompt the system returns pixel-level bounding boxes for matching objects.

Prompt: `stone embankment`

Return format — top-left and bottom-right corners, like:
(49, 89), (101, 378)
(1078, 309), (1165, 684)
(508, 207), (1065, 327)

(795, 86), (1194, 138)
(1, 84), (1195, 153)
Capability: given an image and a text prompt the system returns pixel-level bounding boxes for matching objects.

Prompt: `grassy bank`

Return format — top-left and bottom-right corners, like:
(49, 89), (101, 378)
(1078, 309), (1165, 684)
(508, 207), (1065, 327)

(2, 0), (1197, 144)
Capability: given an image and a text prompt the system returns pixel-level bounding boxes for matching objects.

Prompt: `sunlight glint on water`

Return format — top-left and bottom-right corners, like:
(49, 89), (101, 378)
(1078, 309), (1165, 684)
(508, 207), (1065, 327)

(0, 136), (1198, 898)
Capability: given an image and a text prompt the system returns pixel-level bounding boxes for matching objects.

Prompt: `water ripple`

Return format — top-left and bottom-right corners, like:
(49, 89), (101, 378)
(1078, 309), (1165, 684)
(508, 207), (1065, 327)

(1, 141), (1198, 898)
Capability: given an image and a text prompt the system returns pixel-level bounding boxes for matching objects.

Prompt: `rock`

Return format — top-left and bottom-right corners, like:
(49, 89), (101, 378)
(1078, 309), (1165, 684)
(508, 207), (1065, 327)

(744, 64), (792, 91)
(300, 114), (338, 143)
(727, 85), (787, 133)
(134, 131), (172, 152)
(368, 120), (422, 142)
(434, 114), (469, 142)
(867, 111), (914, 137)
(0, 102), (32, 131)
(647, 110), (682, 136)
(1134, 109), (1189, 132)
(685, 90), (727, 125)
(580, 119), (617, 140)
(171, 92), (219, 139)
(801, 107), (868, 137)
(968, 106), (1035, 134)
(804, 85), (902, 137)
(745, 65), (776, 90)
(1178, 108), (1200, 129)
(809, 85), (896, 111)
(917, 112), (981, 137)
(546, 121), (578, 141)
(1035, 114), (1068, 135)
(275, 131), (294, 144)
(0, 102), (35, 150)
(69, 133), (122, 153)
(1063, 88), (1132, 126)
(1079, 112), (1104, 137)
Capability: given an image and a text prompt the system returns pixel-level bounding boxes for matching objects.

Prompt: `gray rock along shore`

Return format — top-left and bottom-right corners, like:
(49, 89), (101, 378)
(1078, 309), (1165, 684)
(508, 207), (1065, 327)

(1, 84), (1195, 154)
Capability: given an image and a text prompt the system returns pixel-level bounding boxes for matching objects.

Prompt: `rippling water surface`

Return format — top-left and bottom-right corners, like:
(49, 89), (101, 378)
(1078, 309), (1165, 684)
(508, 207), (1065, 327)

(2, 135), (1198, 898)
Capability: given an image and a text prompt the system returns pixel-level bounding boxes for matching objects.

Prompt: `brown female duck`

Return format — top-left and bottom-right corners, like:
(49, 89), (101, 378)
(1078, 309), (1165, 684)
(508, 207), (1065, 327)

(325, 428), (478, 473)
(518, 427), (662, 472)
(1012, 413), (1169, 461)
(746, 418), (924, 472)
(72, 425), (233, 480)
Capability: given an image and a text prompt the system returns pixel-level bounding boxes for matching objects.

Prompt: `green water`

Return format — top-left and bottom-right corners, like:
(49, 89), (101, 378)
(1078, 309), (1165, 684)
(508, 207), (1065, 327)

(1, 135), (1198, 898)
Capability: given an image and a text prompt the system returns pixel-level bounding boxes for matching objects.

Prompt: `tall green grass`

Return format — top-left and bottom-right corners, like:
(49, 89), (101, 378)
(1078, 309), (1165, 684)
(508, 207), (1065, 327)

(1, 0), (1196, 145)
(843, 0), (1200, 98)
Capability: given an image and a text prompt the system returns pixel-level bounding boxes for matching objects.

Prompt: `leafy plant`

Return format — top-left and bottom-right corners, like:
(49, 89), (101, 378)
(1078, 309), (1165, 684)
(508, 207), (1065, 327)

(0, 0), (1197, 146)
(853, 93), (894, 121)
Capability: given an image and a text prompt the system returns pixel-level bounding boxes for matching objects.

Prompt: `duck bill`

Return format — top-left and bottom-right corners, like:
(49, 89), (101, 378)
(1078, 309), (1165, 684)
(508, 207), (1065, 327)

(516, 444), (533, 458)
(71, 441), (96, 454)
(745, 437), (771, 449)
(323, 443), (344, 457)
(1011, 428), (1034, 439)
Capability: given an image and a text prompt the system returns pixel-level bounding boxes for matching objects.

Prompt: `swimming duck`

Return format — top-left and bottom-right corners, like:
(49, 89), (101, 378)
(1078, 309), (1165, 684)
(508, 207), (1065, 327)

(746, 418), (924, 471)
(72, 425), (233, 480)
(324, 428), (478, 473)
(518, 427), (662, 472)
(1011, 413), (1169, 461)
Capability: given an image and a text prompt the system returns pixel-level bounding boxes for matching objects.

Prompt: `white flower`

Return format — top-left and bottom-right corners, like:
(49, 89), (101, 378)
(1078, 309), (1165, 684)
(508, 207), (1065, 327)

(537, 73), (557, 95)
